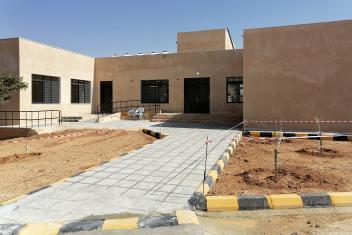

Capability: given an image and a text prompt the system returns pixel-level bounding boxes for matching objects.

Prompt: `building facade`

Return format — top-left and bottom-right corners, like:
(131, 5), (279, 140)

(0, 20), (351, 132)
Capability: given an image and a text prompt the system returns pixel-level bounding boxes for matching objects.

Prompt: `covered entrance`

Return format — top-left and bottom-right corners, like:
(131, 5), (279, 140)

(184, 77), (210, 113)
(100, 81), (113, 113)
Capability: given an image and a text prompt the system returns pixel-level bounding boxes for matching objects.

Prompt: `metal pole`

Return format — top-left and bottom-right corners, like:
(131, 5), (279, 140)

(274, 148), (278, 182)
(316, 118), (323, 155)
(203, 136), (209, 195)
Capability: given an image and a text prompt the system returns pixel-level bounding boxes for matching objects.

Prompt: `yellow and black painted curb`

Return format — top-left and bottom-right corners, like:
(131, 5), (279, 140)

(243, 130), (352, 141)
(142, 128), (165, 139)
(205, 192), (352, 211)
(0, 210), (199, 235)
(188, 134), (242, 210)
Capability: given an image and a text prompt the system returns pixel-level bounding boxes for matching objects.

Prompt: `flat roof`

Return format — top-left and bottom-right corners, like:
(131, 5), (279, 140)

(0, 37), (93, 58)
(244, 19), (352, 32)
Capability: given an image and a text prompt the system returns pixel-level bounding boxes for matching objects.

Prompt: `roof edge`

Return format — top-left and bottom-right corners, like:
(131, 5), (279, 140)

(244, 19), (352, 32)
(15, 37), (94, 59)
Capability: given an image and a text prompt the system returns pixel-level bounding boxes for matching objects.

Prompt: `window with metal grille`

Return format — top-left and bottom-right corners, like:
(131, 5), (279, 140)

(226, 77), (243, 103)
(141, 80), (169, 103)
(71, 79), (91, 103)
(32, 74), (60, 104)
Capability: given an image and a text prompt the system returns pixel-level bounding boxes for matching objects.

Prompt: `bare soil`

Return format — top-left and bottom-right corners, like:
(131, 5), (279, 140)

(0, 129), (155, 202)
(208, 139), (352, 195)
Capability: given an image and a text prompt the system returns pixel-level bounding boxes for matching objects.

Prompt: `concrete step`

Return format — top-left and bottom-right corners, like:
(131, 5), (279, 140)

(151, 113), (243, 124)
(60, 116), (82, 122)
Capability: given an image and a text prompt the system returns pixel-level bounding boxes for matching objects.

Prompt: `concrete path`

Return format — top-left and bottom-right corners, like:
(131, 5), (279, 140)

(0, 121), (241, 224)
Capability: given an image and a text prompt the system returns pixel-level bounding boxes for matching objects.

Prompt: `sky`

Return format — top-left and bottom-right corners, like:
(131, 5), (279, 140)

(0, 0), (351, 57)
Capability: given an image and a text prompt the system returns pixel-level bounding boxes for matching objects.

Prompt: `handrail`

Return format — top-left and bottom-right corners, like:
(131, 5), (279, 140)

(0, 110), (61, 128)
(96, 100), (161, 117)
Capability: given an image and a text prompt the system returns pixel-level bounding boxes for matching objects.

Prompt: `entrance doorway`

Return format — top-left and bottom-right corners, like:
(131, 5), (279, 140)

(184, 77), (210, 113)
(100, 81), (113, 113)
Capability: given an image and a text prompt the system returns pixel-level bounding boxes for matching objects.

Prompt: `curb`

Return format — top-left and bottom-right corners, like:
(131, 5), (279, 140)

(142, 128), (165, 139)
(0, 157), (113, 207)
(187, 133), (352, 212)
(243, 130), (352, 141)
(2, 129), (117, 144)
(205, 192), (352, 211)
(188, 133), (242, 210)
(0, 144), (145, 206)
(0, 210), (199, 234)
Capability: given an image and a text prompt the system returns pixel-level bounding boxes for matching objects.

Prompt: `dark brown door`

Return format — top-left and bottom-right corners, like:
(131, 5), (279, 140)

(100, 81), (113, 113)
(184, 78), (210, 113)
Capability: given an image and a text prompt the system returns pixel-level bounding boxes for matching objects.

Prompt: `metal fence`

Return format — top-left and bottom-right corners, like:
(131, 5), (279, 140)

(96, 100), (161, 117)
(0, 110), (61, 128)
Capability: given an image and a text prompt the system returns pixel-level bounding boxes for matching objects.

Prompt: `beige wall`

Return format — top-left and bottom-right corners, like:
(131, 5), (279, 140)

(94, 49), (243, 114)
(177, 29), (234, 53)
(244, 20), (352, 132)
(18, 38), (95, 116)
(0, 38), (20, 112)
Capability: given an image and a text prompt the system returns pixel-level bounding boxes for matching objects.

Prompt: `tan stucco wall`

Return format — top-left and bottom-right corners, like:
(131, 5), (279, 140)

(177, 29), (234, 53)
(0, 38), (20, 112)
(94, 49), (243, 114)
(18, 38), (95, 116)
(243, 20), (352, 132)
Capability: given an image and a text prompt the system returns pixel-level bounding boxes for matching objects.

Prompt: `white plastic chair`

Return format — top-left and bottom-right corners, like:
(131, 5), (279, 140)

(128, 108), (137, 120)
(136, 107), (145, 120)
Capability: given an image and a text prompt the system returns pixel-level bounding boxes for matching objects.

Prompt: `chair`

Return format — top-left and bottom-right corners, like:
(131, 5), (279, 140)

(128, 108), (137, 120)
(136, 107), (145, 120)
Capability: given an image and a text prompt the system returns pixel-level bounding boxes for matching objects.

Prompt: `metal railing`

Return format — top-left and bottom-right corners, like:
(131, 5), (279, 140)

(0, 110), (61, 128)
(96, 100), (161, 117)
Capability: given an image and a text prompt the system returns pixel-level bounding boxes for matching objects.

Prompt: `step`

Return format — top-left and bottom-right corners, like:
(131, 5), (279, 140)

(60, 116), (82, 122)
(151, 113), (243, 124)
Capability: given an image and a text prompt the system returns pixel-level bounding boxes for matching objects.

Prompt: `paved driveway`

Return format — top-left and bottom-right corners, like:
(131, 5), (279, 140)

(0, 121), (241, 223)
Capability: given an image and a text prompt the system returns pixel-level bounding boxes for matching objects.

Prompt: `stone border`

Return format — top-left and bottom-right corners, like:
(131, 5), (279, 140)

(0, 210), (199, 234)
(0, 157), (116, 207)
(206, 192), (352, 211)
(1, 129), (118, 144)
(142, 128), (165, 139)
(188, 135), (242, 210)
(0, 129), (148, 207)
(243, 130), (352, 141)
(188, 131), (352, 212)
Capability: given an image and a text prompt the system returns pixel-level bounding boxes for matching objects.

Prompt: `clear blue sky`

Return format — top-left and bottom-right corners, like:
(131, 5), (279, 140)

(0, 0), (351, 57)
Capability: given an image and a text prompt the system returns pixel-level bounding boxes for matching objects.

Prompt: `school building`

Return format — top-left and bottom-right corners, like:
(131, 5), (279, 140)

(0, 19), (351, 132)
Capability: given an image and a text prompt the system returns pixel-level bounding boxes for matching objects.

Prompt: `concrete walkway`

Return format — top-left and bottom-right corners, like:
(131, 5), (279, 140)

(0, 121), (241, 224)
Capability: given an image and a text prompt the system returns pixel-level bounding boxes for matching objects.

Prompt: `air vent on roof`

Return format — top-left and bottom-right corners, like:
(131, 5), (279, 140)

(124, 53), (132, 56)
(112, 54), (118, 57)
(162, 51), (169, 54)
(150, 51), (158, 55)
(137, 53), (144, 56)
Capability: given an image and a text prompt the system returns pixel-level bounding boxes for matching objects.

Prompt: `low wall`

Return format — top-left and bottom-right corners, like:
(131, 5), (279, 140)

(0, 128), (38, 140)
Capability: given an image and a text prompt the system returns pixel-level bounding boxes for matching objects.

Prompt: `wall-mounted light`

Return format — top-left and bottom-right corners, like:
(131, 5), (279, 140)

(196, 72), (200, 75)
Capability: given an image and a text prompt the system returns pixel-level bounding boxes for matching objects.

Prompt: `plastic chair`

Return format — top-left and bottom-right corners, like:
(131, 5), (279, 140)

(136, 107), (145, 120)
(128, 108), (137, 120)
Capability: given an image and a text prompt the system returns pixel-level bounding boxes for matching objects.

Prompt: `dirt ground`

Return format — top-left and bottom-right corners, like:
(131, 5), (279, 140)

(209, 139), (352, 195)
(199, 207), (352, 235)
(0, 129), (155, 202)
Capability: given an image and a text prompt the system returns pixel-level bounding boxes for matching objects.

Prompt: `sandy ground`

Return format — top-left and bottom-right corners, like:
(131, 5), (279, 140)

(199, 207), (352, 235)
(0, 129), (154, 202)
(209, 139), (352, 195)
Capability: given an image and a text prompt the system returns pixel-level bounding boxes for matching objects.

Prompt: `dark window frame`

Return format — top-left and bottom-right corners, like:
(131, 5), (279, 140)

(226, 77), (243, 103)
(32, 74), (60, 104)
(141, 80), (169, 103)
(71, 79), (91, 104)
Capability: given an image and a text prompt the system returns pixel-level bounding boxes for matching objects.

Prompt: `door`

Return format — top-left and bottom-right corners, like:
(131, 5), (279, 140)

(100, 81), (113, 113)
(184, 78), (210, 113)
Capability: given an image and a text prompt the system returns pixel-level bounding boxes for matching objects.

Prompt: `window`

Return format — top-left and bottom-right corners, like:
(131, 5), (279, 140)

(71, 79), (91, 103)
(141, 80), (169, 103)
(227, 77), (243, 103)
(32, 74), (60, 104)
